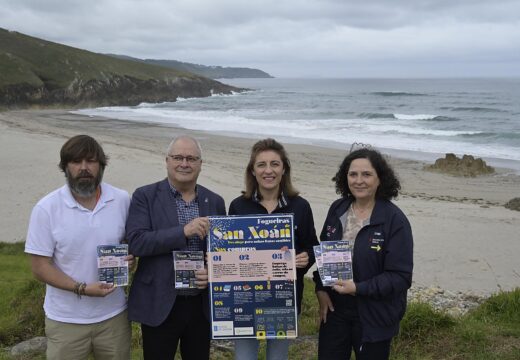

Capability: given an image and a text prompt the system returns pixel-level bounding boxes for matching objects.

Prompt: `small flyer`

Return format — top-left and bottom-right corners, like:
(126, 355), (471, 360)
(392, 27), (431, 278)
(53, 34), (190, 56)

(313, 244), (325, 283)
(173, 251), (204, 289)
(317, 240), (353, 286)
(97, 244), (129, 286)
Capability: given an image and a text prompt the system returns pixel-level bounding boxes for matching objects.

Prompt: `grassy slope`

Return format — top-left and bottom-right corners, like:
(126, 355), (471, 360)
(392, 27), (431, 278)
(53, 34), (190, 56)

(1, 242), (519, 359)
(0, 28), (197, 89)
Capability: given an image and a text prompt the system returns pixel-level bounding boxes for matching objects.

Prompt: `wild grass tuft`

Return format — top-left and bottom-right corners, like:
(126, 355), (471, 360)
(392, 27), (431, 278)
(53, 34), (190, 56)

(398, 302), (456, 342)
(0, 242), (45, 346)
(469, 288), (520, 325)
(0, 242), (25, 255)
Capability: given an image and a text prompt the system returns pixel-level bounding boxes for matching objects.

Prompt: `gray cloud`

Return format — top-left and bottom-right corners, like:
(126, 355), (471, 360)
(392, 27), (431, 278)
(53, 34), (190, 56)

(1, 0), (519, 77)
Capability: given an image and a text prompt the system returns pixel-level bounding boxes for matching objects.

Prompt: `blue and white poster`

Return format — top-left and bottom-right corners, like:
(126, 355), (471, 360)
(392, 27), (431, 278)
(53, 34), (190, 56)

(208, 214), (297, 340)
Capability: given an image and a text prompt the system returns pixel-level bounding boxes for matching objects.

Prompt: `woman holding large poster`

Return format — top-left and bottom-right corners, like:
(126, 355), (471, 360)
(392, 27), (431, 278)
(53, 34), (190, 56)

(229, 138), (319, 360)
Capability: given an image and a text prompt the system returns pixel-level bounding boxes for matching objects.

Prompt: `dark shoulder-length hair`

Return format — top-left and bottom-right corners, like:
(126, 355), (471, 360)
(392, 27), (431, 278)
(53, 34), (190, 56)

(243, 138), (299, 199)
(334, 148), (400, 200)
(59, 135), (108, 172)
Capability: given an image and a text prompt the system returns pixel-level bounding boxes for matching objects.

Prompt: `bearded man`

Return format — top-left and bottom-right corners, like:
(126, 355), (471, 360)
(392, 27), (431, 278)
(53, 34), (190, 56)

(25, 135), (133, 360)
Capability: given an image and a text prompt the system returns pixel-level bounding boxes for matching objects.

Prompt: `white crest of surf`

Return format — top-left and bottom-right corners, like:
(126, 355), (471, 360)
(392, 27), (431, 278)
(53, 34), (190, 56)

(365, 124), (482, 137)
(394, 113), (438, 120)
(71, 107), (520, 162)
(176, 91), (248, 102)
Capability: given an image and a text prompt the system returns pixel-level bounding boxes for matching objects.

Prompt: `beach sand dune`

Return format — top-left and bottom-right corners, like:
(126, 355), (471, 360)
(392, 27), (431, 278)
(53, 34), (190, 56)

(1, 109), (519, 296)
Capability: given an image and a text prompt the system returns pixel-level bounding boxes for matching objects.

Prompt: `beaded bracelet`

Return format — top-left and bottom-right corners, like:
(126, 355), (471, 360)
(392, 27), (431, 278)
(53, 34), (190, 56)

(78, 282), (87, 297)
(73, 281), (81, 296)
(73, 281), (87, 299)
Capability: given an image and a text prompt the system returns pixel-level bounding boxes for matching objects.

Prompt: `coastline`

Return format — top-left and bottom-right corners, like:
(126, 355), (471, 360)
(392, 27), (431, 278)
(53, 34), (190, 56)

(1, 109), (519, 296)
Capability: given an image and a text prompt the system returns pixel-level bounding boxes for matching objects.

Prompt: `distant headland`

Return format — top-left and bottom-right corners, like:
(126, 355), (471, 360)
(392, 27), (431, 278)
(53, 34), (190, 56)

(107, 54), (273, 80)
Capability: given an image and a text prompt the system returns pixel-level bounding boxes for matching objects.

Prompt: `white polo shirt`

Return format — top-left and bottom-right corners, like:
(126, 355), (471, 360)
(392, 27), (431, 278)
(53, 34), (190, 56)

(25, 182), (130, 324)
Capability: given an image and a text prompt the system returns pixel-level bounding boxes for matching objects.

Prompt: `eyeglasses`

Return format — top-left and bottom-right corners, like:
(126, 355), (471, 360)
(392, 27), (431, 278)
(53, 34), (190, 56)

(168, 154), (201, 164)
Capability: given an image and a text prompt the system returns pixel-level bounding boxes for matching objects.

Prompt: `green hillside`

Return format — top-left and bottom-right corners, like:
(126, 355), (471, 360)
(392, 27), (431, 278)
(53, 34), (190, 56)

(108, 54), (273, 79)
(0, 28), (240, 107)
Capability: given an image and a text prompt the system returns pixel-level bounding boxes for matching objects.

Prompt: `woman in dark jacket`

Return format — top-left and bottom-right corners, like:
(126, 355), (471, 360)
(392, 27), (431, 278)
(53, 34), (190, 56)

(230, 138), (319, 360)
(314, 148), (413, 360)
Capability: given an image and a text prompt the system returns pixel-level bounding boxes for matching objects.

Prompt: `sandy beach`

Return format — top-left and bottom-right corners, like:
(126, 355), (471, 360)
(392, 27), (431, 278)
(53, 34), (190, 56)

(1, 109), (519, 297)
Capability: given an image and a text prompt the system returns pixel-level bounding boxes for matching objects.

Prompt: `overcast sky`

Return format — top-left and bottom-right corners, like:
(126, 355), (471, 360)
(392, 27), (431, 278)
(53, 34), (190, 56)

(1, 0), (519, 78)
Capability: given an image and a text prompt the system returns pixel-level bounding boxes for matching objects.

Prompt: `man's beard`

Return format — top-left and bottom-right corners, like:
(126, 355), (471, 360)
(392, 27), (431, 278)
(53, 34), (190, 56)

(66, 168), (103, 198)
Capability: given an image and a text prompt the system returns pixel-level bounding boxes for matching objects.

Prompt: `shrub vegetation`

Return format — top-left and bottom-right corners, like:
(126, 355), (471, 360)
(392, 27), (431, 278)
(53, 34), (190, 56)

(1, 242), (519, 359)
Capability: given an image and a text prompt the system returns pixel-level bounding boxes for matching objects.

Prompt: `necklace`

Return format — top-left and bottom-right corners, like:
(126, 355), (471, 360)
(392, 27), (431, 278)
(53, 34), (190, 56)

(261, 199), (278, 213)
(352, 201), (374, 220)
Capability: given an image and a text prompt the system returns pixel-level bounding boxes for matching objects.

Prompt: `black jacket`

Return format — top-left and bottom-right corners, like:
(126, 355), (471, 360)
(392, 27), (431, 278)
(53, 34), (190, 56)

(313, 197), (413, 342)
(229, 194), (319, 314)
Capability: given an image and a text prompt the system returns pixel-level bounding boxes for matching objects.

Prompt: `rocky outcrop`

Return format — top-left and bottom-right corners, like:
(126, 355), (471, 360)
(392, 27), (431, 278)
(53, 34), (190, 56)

(424, 153), (495, 177)
(408, 285), (485, 317)
(0, 74), (238, 108)
(9, 336), (46, 357)
(504, 198), (520, 211)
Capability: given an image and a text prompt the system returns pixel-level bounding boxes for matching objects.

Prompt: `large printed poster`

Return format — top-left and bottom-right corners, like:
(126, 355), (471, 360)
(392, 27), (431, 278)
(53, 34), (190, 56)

(208, 214), (297, 340)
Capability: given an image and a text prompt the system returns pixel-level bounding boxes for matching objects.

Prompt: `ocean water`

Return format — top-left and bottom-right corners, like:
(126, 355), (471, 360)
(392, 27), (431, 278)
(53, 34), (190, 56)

(74, 78), (520, 170)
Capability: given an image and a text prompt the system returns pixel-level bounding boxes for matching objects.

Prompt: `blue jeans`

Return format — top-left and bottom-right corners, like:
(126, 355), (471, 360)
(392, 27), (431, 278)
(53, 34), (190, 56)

(234, 338), (290, 360)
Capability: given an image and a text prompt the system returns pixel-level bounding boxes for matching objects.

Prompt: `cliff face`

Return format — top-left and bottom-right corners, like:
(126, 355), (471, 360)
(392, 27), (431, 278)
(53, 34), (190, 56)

(0, 74), (237, 107)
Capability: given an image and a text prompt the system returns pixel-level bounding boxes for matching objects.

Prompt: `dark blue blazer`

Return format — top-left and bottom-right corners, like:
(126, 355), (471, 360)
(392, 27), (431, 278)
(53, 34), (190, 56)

(126, 178), (226, 326)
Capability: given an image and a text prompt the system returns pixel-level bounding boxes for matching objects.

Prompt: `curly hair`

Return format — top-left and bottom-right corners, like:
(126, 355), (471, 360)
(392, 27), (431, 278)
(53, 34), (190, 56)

(334, 148), (400, 200)
(243, 138), (298, 199)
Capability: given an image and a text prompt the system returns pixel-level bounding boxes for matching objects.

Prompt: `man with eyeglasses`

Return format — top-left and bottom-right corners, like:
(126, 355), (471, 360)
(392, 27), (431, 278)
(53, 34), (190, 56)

(126, 135), (226, 359)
